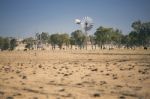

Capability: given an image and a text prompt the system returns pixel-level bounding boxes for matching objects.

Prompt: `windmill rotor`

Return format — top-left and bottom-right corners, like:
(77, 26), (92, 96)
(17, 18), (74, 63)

(81, 16), (93, 32)
(75, 16), (93, 33)
(75, 19), (81, 24)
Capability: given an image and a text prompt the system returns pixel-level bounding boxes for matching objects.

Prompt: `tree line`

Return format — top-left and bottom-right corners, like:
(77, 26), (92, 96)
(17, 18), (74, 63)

(0, 20), (150, 51)
(0, 37), (17, 51)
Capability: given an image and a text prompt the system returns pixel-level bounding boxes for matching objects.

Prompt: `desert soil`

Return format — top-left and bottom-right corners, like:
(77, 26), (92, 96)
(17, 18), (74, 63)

(0, 49), (150, 99)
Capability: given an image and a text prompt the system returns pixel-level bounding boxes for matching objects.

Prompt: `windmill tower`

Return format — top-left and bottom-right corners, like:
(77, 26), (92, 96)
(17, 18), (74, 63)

(75, 16), (93, 49)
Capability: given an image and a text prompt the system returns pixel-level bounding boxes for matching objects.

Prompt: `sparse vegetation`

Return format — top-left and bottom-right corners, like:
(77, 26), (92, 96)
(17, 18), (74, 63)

(0, 20), (150, 51)
(0, 37), (17, 51)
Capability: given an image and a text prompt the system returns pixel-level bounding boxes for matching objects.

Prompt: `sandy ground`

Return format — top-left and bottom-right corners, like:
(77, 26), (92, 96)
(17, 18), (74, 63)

(0, 49), (150, 99)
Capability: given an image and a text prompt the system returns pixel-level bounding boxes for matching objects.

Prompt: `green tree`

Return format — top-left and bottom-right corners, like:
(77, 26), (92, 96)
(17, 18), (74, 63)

(0, 37), (3, 50)
(60, 33), (70, 49)
(131, 20), (142, 33)
(23, 37), (34, 49)
(71, 30), (86, 49)
(0, 37), (11, 50)
(2, 38), (9, 50)
(10, 39), (17, 50)
(41, 32), (49, 43)
(49, 33), (70, 50)
(57, 34), (66, 49)
(35, 32), (49, 44)
(94, 26), (112, 49)
(131, 20), (150, 47)
(89, 35), (96, 49)
(50, 33), (59, 50)
(110, 29), (123, 48)
(94, 26), (123, 49)
(57, 33), (69, 49)
(121, 35), (129, 48)
(69, 37), (75, 49)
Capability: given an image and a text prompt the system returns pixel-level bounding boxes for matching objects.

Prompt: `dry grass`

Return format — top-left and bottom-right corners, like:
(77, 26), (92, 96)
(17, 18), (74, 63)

(0, 49), (150, 99)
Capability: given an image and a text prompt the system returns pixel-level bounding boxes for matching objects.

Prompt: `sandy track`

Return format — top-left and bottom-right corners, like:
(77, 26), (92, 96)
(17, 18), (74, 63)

(0, 49), (150, 99)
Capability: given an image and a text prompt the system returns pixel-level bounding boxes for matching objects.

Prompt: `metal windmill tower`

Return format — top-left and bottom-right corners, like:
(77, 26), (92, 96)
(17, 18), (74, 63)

(75, 16), (94, 49)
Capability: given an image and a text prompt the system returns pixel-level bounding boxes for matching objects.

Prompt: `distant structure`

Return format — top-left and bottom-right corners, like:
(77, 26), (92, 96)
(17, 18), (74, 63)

(75, 16), (94, 49)
(35, 33), (43, 50)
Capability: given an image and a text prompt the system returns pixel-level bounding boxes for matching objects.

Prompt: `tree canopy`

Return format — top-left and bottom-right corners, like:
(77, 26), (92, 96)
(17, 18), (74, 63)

(0, 37), (17, 51)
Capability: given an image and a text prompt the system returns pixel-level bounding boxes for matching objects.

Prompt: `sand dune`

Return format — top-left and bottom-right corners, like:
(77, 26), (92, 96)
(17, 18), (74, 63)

(0, 49), (150, 99)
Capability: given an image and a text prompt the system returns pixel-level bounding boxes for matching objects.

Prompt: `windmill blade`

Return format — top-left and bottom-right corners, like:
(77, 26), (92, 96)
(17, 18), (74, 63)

(81, 16), (93, 31)
(75, 19), (81, 24)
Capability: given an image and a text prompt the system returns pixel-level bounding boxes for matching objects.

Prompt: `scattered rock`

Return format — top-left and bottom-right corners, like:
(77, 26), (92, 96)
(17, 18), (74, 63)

(121, 91), (137, 97)
(64, 74), (68, 76)
(53, 66), (57, 69)
(65, 66), (69, 70)
(54, 75), (57, 77)
(74, 62), (78, 64)
(120, 68), (124, 71)
(6, 96), (14, 99)
(21, 82), (25, 85)
(16, 70), (20, 74)
(13, 93), (22, 96)
(59, 92), (72, 97)
(105, 73), (110, 76)
(39, 64), (42, 68)
(113, 63), (117, 65)
(69, 73), (72, 75)
(91, 68), (98, 71)
(57, 87), (65, 92)
(20, 63), (23, 66)
(116, 85), (123, 88)
(33, 97), (38, 99)
(10, 76), (14, 79)
(0, 91), (4, 95)
(39, 86), (43, 89)
(23, 88), (39, 93)
(88, 59), (92, 61)
(90, 91), (101, 97)
(22, 75), (27, 79)
(129, 86), (142, 91)
(76, 83), (82, 86)
(100, 81), (107, 85)
(112, 74), (118, 79)
(113, 76), (118, 79)
(4, 66), (11, 72)
(119, 96), (126, 99)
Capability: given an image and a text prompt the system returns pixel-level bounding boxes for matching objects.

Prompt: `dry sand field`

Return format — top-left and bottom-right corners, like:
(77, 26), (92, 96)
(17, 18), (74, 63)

(0, 49), (150, 99)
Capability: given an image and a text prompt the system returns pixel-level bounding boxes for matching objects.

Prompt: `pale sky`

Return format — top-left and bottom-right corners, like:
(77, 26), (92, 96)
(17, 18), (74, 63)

(0, 0), (150, 38)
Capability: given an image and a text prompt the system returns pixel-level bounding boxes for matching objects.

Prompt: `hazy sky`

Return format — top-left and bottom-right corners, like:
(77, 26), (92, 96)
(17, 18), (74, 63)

(0, 0), (150, 38)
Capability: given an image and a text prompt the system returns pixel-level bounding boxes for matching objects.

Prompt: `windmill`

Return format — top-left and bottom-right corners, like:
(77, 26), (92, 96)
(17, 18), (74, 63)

(35, 33), (43, 50)
(75, 16), (93, 49)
